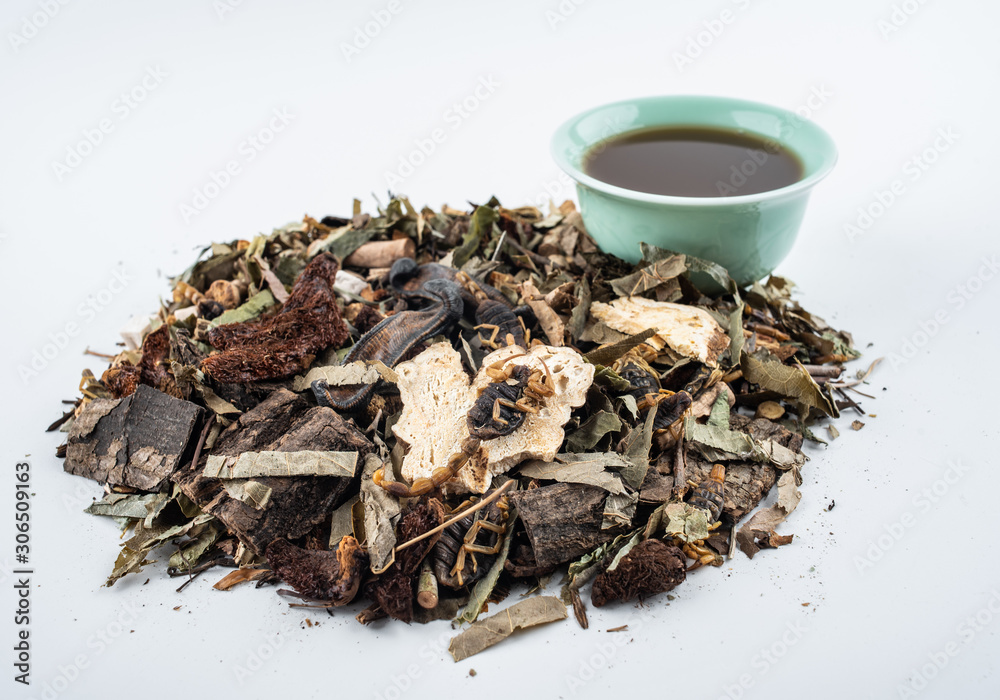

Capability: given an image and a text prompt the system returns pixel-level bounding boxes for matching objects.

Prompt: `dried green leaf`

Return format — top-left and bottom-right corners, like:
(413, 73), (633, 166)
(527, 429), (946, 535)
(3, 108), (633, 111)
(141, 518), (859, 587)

(641, 242), (740, 298)
(684, 394), (758, 458)
(449, 596), (567, 662)
(592, 365), (632, 393)
(619, 406), (656, 489)
(222, 479), (273, 509)
(567, 276), (591, 341)
(209, 290), (277, 328)
(583, 328), (657, 367)
(85, 492), (164, 519)
(519, 453), (629, 494)
(310, 225), (376, 261)
(601, 491), (638, 530)
(663, 502), (711, 543)
(107, 513), (214, 586)
(561, 529), (637, 601)
(565, 411), (622, 453)
(609, 254), (686, 297)
(329, 494), (360, 548)
(685, 393), (805, 470)
(605, 529), (643, 572)
(360, 454), (400, 572)
(192, 381), (241, 416)
(742, 351), (838, 417)
(168, 523), (221, 570)
(820, 330), (861, 359)
(203, 451), (358, 479)
(452, 205), (497, 269)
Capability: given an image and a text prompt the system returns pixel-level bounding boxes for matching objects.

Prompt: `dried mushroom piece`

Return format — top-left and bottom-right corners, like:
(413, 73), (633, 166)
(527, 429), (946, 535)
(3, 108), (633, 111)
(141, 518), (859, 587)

(392, 343), (594, 493)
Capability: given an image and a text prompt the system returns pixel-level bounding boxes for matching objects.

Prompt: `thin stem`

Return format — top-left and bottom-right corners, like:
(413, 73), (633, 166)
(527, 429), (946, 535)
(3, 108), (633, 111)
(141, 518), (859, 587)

(393, 479), (515, 554)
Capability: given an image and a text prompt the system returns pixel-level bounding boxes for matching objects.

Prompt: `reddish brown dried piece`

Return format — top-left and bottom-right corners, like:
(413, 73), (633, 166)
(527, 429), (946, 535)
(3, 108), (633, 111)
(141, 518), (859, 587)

(265, 535), (368, 606)
(200, 254), (349, 383)
(366, 499), (444, 623)
(102, 362), (140, 399)
(591, 539), (686, 607)
(137, 325), (183, 398)
(367, 571), (413, 622)
(346, 303), (385, 335)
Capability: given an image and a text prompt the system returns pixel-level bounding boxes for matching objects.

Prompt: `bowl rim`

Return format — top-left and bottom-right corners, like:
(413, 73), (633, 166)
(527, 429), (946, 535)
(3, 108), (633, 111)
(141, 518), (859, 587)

(551, 94), (838, 207)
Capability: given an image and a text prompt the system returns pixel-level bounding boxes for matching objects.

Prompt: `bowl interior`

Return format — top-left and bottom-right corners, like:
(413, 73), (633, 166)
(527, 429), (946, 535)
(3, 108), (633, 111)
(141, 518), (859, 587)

(553, 95), (837, 204)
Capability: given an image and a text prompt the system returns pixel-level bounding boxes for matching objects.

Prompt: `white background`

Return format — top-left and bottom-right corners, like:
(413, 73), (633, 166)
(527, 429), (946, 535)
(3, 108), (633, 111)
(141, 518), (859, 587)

(1, 1), (998, 699)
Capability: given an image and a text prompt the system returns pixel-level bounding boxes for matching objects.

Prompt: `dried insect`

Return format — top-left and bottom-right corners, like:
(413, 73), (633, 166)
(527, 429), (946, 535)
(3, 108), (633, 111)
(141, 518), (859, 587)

(474, 299), (528, 349)
(613, 351), (692, 431)
(433, 492), (510, 588)
(652, 390), (692, 432)
(374, 436), (481, 499)
(373, 356), (554, 498)
(467, 358), (554, 437)
(615, 355), (663, 411)
(689, 463), (726, 522)
(389, 258), (511, 313)
(680, 464), (727, 569)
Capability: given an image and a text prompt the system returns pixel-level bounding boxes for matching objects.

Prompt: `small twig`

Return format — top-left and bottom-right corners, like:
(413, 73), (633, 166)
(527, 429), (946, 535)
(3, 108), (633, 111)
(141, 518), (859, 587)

(491, 230), (507, 262)
(671, 423), (687, 500)
(189, 418), (214, 471)
(848, 386), (876, 400)
(46, 409), (76, 432)
(721, 369), (743, 384)
(800, 364), (844, 378)
(84, 347), (117, 359)
(833, 386), (864, 415)
(506, 238), (562, 269)
(393, 479), (515, 554)
(746, 322), (791, 342)
(827, 357), (884, 389)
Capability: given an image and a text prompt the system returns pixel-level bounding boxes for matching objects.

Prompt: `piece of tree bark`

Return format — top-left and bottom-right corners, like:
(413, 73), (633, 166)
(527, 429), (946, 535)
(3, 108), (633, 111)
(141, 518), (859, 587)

(681, 414), (803, 521)
(730, 413), (805, 453)
(173, 389), (373, 555)
(510, 483), (611, 568)
(684, 454), (776, 522)
(64, 384), (205, 491)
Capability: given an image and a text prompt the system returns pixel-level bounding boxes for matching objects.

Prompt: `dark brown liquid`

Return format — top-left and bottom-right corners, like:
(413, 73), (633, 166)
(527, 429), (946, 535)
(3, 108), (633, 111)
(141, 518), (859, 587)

(583, 126), (804, 197)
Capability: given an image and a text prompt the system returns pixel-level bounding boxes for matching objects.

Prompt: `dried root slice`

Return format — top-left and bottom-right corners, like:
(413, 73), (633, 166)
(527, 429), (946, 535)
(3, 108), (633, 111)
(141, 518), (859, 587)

(591, 539), (687, 607)
(590, 297), (730, 367)
(392, 343), (594, 494)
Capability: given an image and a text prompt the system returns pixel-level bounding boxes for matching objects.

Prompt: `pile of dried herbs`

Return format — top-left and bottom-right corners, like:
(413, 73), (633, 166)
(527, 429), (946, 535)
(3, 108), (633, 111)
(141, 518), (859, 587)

(50, 197), (876, 660)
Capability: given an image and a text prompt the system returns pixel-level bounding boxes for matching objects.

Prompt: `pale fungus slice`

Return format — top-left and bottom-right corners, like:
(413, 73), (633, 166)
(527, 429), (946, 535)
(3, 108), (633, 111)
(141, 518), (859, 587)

(590, 296), (730, 367)
(392, 343), (594, 494)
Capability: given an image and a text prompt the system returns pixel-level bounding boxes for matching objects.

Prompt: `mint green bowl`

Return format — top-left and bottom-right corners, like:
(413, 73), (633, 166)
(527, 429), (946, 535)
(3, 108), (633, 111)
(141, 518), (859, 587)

(551, 95), (837, 287)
